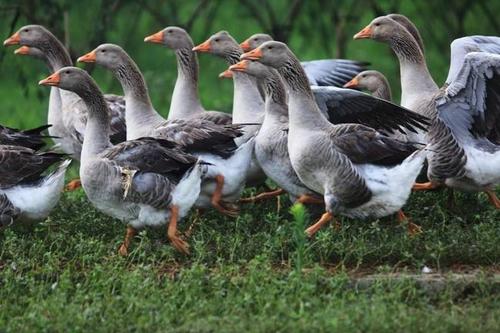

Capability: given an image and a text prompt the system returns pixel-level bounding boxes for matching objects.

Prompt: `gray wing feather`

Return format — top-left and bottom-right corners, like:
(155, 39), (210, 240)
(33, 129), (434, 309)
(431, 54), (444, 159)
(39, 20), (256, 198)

(303, 60), (368, 87)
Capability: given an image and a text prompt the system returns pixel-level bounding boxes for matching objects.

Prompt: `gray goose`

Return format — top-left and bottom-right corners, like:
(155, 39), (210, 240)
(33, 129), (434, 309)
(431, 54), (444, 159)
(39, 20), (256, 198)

(354, 15), (500, 208)
(78, 44), (255, 217)
(193, 31), (268, 186)
(344, 70), (392, 101)
(4, 25), (127, 160)
(240, 33), (367, 87)
(0, 124), (52, 150)
(144, 26), (231, 125)
(39, 67), (206, 254)
(241, 42), (429, 235)
(0, 145), (69, 228)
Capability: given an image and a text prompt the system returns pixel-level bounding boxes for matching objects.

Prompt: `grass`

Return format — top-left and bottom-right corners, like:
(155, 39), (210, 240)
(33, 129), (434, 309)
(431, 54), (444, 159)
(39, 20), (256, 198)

(1, 185), (499, 332)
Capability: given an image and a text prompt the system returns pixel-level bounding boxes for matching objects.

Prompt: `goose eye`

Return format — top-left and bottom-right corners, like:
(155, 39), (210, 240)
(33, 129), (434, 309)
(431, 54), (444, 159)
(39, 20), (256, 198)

(24, 29), (29, 33)
(101, 49), (106, 53)
(167, 30), (173, 34)
(374, 23), (380, 27)
(65, 70), (70, 74)
(214, 38), (220, 42)
(268, 46), (273, 50)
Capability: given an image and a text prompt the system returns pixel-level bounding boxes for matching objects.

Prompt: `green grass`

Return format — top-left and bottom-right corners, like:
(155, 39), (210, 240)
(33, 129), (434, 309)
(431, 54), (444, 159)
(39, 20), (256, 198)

(1, 187), (499, 332)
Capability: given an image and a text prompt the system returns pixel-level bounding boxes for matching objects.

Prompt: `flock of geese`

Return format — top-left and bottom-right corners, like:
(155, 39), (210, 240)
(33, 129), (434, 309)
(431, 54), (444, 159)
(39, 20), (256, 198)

(1, 13), (499, 255)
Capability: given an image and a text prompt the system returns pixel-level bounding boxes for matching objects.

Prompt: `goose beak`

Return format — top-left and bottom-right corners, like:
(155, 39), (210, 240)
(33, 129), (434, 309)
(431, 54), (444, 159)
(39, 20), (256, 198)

(14, 46), (30, 55)
(3, 32), (20, 46)
(218, 69), (233, 79)
(192, 40), (211, 52)
(343, 77), (359, 88)
(240, 39), (251, 52)
(240, 48), (262, 60)
(229, 60), (248, 73)
(353, 25), (373, 39)
(144, 31), (164, 44)
(77, 50), (96, 63)
(39, 72), (60, 86)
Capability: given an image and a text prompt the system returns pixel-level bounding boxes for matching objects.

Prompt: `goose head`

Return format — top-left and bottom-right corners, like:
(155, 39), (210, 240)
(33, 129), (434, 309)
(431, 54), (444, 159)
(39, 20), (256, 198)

(240, 41), (291, 69)
(229, 59), (275, 79)
(353, 16), (405, 42)
(4, 25), (53, 48)
(193, 31), (240, 57)
(77, 43), (128, 71)
(344, 70), (384, 91)
(240, 33), (273, 52)
(13, 45), (45, 59)
(39, 67), (93, 95)
(144, 26), (194, 50)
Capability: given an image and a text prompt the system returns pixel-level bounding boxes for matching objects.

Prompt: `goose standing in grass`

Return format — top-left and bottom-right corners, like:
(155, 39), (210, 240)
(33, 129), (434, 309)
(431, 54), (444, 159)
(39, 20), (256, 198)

(0, 145), (69, 228)
(143, 26), (231, 125)
(193, 31), (268, 186)
(39, 67), (206, 254)
(78, 44), (254, 216)
(240, 33), (368, 87)
(343, 70), (393, 101)
(4, 25), (127, 160)
(354, 15), (500, 208)
(0, 124), (53, 150)
(241, 42), (428, 235)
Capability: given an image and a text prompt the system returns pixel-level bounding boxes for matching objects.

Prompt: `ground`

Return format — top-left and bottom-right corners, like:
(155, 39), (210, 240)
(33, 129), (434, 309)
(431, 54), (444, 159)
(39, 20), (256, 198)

(0, 181), (499, 332)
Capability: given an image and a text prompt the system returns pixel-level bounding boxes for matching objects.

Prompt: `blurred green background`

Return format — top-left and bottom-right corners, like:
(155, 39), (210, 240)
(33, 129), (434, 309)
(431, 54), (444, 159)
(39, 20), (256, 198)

(0, 0), (499, 129)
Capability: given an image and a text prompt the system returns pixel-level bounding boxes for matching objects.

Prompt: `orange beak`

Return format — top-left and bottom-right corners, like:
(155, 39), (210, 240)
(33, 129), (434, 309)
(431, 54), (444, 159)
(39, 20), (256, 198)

(218, 69), (233, 79)
(240, 39), (251, 52)
(240, 48), (262, 60)
(343, 77), (359, 88)
(39, 72), (60, 86)
(192, 40), (211, 53)
(3, 32), (20, 46)
(77, 50), (96, 63)
(144, 31), (164, 44)
(353, 25), (373, 39)
(229, 60), (248, 72)
(14, 46), (30, 55)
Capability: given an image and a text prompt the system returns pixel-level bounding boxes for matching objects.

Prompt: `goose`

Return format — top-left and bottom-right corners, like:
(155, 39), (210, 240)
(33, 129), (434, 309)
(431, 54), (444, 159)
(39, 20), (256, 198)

(0, 124), (52, 150)
(39, 67), (206, 254)
(354, 15), (500, 208)
(4, 25), (127, 160)
(240, 33), (368, 87)
(78, 44), (254, 216)
(241, 41), (428, 235)
(343, 70), (392, 101)
(192, 31), (268, 186)
(143, 26), (231, 125)
(0, 145), (70, 228)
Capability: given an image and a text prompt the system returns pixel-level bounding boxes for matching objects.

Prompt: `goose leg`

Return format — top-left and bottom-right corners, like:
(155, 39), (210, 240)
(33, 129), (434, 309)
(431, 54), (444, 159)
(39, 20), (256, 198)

(239, 188), (285, 203)
(305, 212), (336, 237)
(211, 175), (239, 217)
(412, 181), (440, 191)
(168, 205), (190, 254)
(485, 190), (500, 209)
(296, 194), (324, 205)
(65, 178), (82, 191)
(396, 210), (422, 236)
(118, 226), (137, 256)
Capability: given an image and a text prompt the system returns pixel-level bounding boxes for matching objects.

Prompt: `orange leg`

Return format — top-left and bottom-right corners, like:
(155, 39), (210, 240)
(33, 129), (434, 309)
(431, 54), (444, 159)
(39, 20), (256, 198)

(296, 194), (324, 205)
(305, 212), (337, 237)
(65, 178), (82, 192)
(396, 210), (422, 236)
(412, 181), (440, 191)
(485, 190), (500, 209)
(118, 226), (137, 256)
(211, 175), (239, 217)
(239, 188), (285, 203)
(168, 205), (190, 254)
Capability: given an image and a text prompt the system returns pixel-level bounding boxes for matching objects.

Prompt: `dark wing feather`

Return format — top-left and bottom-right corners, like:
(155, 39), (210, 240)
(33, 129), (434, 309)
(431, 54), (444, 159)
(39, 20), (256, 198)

(303, 59), (369, 87)
(331, 124), (420, 166)
(104, 94), (127, 144)
(0, 145), (66, 188)
(439, 52), (500, 145)
(313, 86), (430, 135)
(197, 111), (233, 125)
(0, 124), (53, 150)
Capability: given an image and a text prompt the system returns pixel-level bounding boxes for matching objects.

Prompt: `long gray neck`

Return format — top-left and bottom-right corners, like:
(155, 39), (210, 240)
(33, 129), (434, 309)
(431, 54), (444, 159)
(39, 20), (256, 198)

(168, 47), (204, 119)
(47, 86), (65, 137)
(372, 80), (392, 101)
(388, 31), (438, 109)
(262, 71), (288, 116)
(37, 35), (73, 71)
(76, 84), (112, 160)
(221, 47), (243, 65)
(112, 57), (165, 139)
(278, 55), (328, 130)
